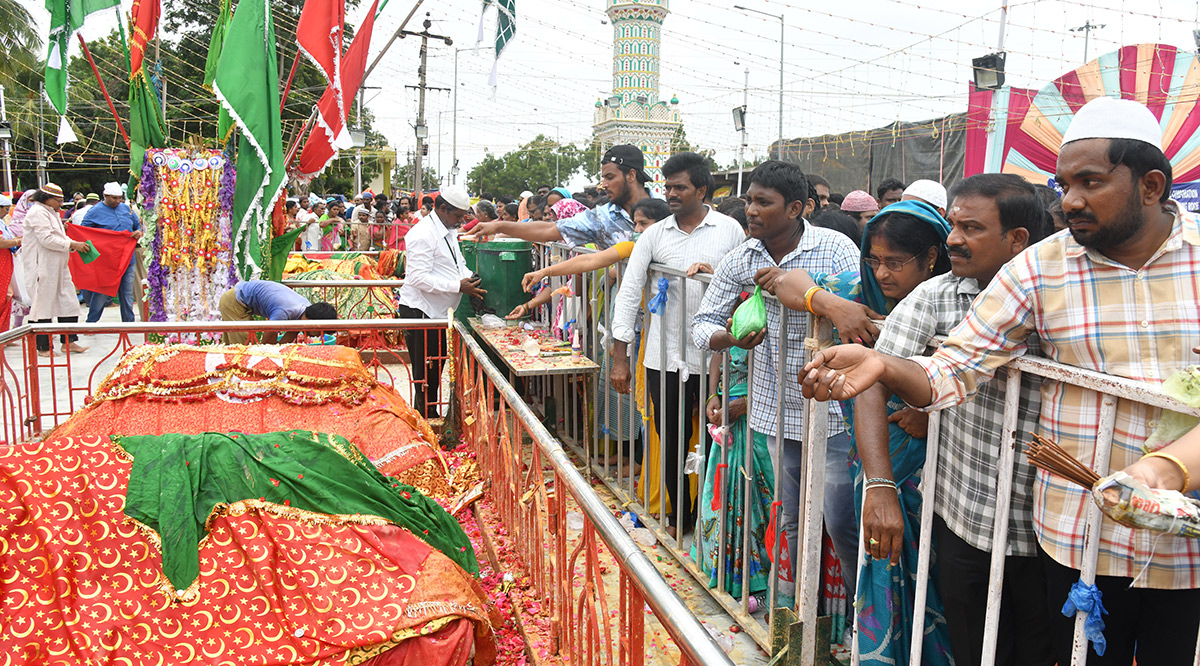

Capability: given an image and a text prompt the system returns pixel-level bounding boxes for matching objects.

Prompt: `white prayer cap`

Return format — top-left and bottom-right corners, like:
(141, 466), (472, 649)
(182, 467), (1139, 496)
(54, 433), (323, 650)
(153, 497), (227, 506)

(102, 181), (123, 197)
(0, 195), (11, 206)
(1061, 97), (1163, 152)
(519, 190), (533, 199)
(902, 179), (947, 209)
(441, 186), (471, 211)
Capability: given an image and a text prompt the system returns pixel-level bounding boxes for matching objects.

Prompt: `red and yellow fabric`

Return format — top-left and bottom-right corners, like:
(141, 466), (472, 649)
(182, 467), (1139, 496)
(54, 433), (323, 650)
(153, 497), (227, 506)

(0, 434), (499, 665)
(49, 344), (459, 501)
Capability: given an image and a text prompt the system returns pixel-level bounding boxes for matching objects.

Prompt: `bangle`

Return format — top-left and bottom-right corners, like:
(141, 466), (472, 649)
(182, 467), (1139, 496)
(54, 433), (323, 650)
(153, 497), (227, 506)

(864, 477), (896, 488)
(803, 285), (823, 313)
(865, 481), (898, 492)
(708, 393), (720, 403)
(1143, 451), (1191, 492)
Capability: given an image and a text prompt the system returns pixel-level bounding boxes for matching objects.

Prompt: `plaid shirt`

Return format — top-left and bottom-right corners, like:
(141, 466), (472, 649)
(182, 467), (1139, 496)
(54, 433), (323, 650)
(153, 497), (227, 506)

(693, 222), (859, 440)
(915, 204), (1200, 588)
(876, 273), (1042, 556)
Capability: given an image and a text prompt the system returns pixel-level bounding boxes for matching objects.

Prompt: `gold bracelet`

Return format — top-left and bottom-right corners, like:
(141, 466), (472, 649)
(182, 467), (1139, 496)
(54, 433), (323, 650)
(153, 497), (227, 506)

(803, 285), (823, 313)
(1143, 451), (1191, 492)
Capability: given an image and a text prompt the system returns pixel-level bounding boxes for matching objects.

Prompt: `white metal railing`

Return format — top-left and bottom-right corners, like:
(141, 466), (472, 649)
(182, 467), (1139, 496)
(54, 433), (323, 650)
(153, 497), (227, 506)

(524, 238), (1200, 666)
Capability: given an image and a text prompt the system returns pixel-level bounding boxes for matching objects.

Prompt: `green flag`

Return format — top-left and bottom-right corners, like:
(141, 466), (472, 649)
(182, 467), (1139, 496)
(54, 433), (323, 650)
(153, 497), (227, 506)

(213, 0), (285, 281)
(204, 0), (235, 142)
(128, 68), (166, 184)
(44, 0), (121, 143)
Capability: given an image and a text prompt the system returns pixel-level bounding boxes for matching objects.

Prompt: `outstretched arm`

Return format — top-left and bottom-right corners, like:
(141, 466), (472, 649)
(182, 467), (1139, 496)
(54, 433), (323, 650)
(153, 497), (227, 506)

(524, 247), (623, 291)
(470, 220), (564, 243)
(800, 345), (934, 407)
(771, 268), (885, 345)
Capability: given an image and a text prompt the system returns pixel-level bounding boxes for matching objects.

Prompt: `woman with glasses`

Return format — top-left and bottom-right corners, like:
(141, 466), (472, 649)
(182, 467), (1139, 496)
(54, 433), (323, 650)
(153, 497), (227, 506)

(771, 199), (952, 660)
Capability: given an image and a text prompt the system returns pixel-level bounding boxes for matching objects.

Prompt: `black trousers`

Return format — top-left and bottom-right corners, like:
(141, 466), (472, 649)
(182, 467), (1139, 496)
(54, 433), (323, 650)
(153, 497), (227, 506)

(31, 316), (79, 352)
(1041, 545), (1200, 665)
(397, 305), (446, 419)
(934, 515), (1053, 666)
(645, 368), (699, 529)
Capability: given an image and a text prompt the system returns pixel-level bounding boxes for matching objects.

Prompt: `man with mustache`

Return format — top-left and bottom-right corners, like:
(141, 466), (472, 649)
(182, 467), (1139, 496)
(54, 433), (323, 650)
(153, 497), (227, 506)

(801, 97), (1200, 665)
(855, 173), (1052, 666)
(609, 151), (744, 537)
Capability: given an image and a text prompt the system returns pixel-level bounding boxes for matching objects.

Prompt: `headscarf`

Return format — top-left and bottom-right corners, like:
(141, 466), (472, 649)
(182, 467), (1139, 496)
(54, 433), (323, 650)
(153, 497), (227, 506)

(551, 187), (571, 200)
(9, 190), (36, 235)
(859, 199), (950, 315)
(551, 198), (588, 221)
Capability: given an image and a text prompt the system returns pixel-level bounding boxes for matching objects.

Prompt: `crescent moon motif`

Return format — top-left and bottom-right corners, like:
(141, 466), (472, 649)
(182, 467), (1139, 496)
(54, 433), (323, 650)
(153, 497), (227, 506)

(275, 645), (300, 662)
(327, 617), (348, 636)
(191, 609), (214, 632)
(395, 574), (417, 594)
(158, 617), (183, 639)
(234, 627), (255, 648)
(341, 587), (362, 609)
(201, 637), (226, 659)
(365, 584), (388, 603)
(351, 614), (375, 631)
(112, 572), (135, 594)
(26, 555), (50, 578)
(4, 588), (29, 612)
(326, 565), (349, 586)
(258, 623), (284, 642)
(76, 579), (103, 600)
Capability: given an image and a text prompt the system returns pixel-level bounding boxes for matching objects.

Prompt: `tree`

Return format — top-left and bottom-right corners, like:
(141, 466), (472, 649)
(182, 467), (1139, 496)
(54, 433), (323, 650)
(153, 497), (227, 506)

(0, 0), (40, 88)
(467, 135), (587, 199)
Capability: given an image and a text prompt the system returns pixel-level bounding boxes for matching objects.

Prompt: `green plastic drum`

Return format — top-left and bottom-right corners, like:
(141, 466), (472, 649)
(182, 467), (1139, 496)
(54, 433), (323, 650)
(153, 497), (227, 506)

(475, 238), (532, 318)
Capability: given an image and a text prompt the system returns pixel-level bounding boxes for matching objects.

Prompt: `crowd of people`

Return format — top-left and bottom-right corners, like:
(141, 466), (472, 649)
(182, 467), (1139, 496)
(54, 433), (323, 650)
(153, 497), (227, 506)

(428, 96), (1200, 666)
(6, 92), (1200, 665)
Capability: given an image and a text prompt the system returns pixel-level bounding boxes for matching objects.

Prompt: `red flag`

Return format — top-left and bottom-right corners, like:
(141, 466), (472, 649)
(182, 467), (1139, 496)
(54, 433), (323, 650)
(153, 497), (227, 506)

(296, 0), (345, 149)
(294, 0), (379, 180)
(65, 226), (138, 297)
(129, 0), (160, 76)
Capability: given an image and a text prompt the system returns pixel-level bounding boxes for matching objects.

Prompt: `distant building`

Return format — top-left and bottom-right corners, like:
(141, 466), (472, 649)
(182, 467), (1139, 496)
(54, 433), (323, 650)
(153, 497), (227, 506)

(592, 0), (681, 195)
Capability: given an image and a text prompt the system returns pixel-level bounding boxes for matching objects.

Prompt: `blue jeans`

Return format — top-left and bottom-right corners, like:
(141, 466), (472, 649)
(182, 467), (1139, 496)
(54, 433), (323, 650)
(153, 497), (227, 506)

(86, 258), (136, 323)
(763, 430), (858, 601)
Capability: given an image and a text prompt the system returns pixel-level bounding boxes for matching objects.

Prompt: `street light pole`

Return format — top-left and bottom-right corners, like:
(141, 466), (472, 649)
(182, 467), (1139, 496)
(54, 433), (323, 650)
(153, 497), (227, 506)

(735, 5), (784, 159)
(453, 46), (487, 186)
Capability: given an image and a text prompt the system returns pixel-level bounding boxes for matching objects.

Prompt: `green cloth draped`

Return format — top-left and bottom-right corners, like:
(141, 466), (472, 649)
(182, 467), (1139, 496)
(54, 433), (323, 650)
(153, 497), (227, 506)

(120, 430), (478, 592)
(268, 226), (306, 282)
(44, 0), (121, 117)
(204, 0), (235, 140)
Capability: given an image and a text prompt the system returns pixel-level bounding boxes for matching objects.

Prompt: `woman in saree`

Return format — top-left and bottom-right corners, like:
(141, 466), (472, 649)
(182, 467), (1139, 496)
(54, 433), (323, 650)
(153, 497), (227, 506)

(847, 200), (954, 664)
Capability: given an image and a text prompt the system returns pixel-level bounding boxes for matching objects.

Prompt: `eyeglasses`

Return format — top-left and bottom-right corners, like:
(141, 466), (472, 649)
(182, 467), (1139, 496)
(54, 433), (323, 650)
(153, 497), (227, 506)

(863, 255), (920, 272)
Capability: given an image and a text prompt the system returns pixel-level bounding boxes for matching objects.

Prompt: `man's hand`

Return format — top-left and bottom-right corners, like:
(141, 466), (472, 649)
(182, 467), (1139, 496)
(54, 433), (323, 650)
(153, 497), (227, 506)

(611, 357), (632, 394)
(460, 277), (487, 299)
(467, 221), (501, 240)
(720, 315), (766, 350)
(131, 230), (144, 241)
(686, 262), (713, 277)
(754, 267), (787, 294)
(522, 270), (546, 293)
(888, 408), (928, 439)
(800, 345), (886, 401)
(1124, 455), (1188, 492)
(826, 298), (886, 346)
(862, 485), (904, 564)
(705, 396), (746, 426)
(69, 241), (89, 253)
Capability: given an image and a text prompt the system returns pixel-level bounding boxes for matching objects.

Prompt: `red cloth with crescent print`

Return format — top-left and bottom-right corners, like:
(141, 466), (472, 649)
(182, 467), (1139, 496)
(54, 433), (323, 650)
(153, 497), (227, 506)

(0, 434), (499, 665)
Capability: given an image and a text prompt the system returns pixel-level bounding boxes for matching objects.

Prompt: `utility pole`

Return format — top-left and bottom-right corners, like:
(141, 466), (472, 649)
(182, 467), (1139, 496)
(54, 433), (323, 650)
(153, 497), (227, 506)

(37, 83), (46, 185)
(1070, 20), (1105, 63)
(736, 67), (748, 196)
(355, 88), (363, 195)
(735, 5), (784, 160)
(453, 46), (486, 185)
(0, 85), (12, 193)
(400, 13), (452, 194)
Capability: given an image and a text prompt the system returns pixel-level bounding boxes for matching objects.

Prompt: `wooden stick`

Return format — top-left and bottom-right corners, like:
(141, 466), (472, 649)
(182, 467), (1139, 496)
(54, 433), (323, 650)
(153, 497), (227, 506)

(77, 34), (131, 148)
(1026, 433), (1100, 488)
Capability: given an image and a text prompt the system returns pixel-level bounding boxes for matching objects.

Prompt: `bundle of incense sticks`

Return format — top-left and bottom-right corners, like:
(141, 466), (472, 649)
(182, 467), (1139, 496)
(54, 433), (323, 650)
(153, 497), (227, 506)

(1026, 433), (1101, 488)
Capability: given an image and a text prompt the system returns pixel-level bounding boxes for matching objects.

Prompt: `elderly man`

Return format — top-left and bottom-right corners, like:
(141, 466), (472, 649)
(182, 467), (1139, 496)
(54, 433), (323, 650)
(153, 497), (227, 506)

(396, 186), (484, 418)
(24, 183), (89, 356)
(802, 97), (1200, 665)
(81, 182), (142, 322)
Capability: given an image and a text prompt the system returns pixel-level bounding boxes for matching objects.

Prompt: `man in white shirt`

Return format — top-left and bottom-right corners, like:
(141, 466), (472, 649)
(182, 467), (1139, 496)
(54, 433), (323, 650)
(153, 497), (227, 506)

(610, 151), (746, 534)
(69, 193), (98, 225)
(298, 198), (322, 251)
(396, 186), (483, 417)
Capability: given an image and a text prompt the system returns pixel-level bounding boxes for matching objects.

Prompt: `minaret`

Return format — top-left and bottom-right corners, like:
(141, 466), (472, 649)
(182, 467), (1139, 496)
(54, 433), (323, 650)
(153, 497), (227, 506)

(593, 0), (681, 195)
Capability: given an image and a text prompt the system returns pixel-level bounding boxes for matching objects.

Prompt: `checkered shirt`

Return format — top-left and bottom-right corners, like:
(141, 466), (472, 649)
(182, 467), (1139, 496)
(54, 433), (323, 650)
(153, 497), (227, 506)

(693, 222), (859, 440)
(876, 272), (1043, 556)
(915, 204), (1200, 588)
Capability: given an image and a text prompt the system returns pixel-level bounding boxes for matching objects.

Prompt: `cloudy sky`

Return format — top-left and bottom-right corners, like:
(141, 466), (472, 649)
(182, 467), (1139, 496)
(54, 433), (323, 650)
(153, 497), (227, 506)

(28, 0), (1200, 190)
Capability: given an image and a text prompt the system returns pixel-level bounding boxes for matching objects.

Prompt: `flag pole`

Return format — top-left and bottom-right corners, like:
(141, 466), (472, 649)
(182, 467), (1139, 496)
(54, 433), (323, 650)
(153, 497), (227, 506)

(77, 34), (131, 148)
(279, 52), (301, 113)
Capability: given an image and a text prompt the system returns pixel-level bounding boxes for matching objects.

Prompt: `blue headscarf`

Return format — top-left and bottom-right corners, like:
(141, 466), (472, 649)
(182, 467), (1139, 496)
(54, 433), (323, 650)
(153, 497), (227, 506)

(551, 187), (571, 200)
(859, 199), (950, 315)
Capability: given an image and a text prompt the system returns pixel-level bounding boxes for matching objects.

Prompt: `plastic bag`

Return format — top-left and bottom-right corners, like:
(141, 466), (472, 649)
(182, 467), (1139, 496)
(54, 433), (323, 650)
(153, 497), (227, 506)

(520, 335), (540, 357)
(647, 277), (669, 314)
(730, 284), (767, 339)
(566, 511), (584, 531)
(684, 450), (704, 475)
(479, 314), (506, 329)
(1146, 366), (1200, 450)
(1093, 471), (1200, 538)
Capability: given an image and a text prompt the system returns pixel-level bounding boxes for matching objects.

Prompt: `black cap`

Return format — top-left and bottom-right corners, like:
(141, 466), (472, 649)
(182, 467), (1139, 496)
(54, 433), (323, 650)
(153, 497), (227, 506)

(601, 144), (651, 183)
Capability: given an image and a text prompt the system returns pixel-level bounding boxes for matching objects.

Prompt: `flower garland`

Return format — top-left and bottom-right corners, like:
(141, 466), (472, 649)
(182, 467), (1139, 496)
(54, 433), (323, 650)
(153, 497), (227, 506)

(142, 148), (237, 343)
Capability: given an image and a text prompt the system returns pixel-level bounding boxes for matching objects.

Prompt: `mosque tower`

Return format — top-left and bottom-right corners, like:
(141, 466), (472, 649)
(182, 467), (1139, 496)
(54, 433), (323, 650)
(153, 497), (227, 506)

(593, 0), (682, 194)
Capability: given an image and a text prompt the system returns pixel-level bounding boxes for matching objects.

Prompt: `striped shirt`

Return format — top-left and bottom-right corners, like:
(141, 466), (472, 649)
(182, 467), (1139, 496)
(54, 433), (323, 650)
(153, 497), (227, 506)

(915, 204), (1200, 588)
(876, 273), (1042, 556)
(693, 222), (859, 440)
